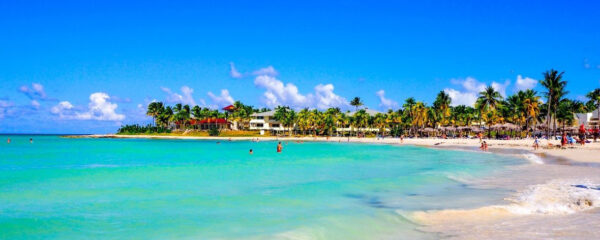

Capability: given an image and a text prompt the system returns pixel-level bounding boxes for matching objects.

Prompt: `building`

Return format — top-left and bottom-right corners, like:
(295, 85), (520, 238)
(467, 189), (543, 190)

(249, 110), (285, 135)
(576, 108), (600, 128)
(186, 118), (231, 130)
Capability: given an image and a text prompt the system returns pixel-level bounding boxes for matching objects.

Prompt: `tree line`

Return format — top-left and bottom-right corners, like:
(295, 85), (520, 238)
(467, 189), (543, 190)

(119, 69), (600, 138)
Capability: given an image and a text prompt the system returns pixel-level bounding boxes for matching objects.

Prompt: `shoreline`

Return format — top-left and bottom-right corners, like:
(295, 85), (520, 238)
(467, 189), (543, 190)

(79, 134), (600, 164)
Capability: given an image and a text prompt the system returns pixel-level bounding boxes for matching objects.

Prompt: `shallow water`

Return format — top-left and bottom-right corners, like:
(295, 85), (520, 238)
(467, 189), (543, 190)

(0, 135), (524, 239)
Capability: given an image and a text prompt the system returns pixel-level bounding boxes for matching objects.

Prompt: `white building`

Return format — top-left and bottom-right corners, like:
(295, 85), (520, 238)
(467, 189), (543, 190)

(249, 110), (286, 135)
(575, 108), (599, 128)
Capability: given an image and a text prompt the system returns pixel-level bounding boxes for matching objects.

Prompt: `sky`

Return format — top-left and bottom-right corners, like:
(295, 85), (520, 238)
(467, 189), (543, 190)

(1, 0), (599, 134)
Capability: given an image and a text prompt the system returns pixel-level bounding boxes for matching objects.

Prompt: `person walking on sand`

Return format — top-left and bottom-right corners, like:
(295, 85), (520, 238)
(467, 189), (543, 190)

(533, 137), (539, 150)
(277, 142), (282, 153)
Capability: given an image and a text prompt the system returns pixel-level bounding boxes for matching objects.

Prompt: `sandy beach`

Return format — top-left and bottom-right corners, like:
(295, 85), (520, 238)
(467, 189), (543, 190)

(80, 134), (600, 239)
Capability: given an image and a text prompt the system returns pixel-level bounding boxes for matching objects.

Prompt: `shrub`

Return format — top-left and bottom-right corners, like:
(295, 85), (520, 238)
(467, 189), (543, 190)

(208, 127), (220, 136)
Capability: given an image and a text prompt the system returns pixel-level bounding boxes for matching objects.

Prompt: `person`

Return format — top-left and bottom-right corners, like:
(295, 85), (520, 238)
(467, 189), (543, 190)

(7, 138), (10, 144)
(249, 149), (253, 155)
(484, 141), (488, 150)
(561, 132), (567, 147)
(400, 135), (404, 143)
(29, 138), (33, 144)
(277, 142), (282, 153)
(533, 137), (539, 150)
(594, 127), (599, 143)
(216, 141), (220, 144)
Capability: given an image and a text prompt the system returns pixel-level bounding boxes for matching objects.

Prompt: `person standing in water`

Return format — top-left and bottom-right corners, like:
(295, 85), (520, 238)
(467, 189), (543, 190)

(277, 142), (282, 153)
(7, 138), (10, 144)
(30, 138), (33, 144)
(249, 149), (253, 155)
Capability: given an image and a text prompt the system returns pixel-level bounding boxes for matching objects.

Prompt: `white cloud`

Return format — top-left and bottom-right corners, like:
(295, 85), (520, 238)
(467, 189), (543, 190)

(31, 100), (40, 109)
(444, 88), (478, 107)
(514, 75), (537, 91)
(19, 83), (47, 100)
(254, 75), (308, 108)
(313, 84), (348, 110)
(207, 89), (235, 108)
(376, 90), (398, 110)
(161, 86), (197, 106)
(229, 62), (243, 78)
(253, 74), (347, 110)
(0, 100), (14, 119)
(228, 63), (279, 78)
(445, 77), (509, 106)
(50, 93), (125, 121)
(491, 80), (510, 97)
(252, 66), (278, 76)
(50, 101), (74, 117)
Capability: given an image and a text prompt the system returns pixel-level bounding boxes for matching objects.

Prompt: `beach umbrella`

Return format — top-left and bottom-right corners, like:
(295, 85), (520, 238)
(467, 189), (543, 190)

(470, 126), (482, 132)
(502, 123), (517, 129)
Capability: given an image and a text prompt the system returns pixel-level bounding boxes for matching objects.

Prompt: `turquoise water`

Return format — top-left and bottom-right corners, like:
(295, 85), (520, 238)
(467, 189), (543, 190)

(0, 135), (523, 239)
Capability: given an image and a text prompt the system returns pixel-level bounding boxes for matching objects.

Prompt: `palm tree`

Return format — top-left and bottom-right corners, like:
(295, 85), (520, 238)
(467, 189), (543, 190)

(477, 85), (503, 138)
(411, 102), (428, 135)
(373, 113), (387, 137)
(539, 69), (567, 137)
(274, 106), (296, 136)
(350, 97), (363, 111)
(403, 97), (416, 135)
(521, 90), (541, 134)
(296, 108), (311, 135)
(146, 102), (164, 126)
(352, 109), (369, 136)
(433, 91), (452, 127)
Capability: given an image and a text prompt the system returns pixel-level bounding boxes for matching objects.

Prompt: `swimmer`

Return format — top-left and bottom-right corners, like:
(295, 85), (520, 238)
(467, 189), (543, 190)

(277, 142), (282, 153)
(30, 138), (33, 143)
(249, 149), (253, 155)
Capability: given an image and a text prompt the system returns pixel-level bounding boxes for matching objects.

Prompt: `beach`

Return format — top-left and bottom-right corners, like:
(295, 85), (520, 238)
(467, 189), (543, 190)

(80, 134), (600, 239)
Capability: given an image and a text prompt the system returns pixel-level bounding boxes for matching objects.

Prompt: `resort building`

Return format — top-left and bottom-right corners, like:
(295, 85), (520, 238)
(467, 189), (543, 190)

(576, 108), (600, 128)
(249, 110), (286, 135)
(175, 119), (232, 130)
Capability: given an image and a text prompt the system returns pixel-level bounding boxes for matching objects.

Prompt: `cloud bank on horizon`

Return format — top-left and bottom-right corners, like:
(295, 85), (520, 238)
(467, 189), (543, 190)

(0, 63), (545, 132)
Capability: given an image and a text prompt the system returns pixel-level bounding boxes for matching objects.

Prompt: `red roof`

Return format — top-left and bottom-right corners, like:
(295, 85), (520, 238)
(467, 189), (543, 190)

(177, 119), (231, 125)
(222, 105), (236, 111)
(196, 118), (230, 124)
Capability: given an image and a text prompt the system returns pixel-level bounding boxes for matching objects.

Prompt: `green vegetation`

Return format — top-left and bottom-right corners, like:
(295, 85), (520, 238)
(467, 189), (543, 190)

(117, 124), (171, 134)
(119, 69), (598, 138)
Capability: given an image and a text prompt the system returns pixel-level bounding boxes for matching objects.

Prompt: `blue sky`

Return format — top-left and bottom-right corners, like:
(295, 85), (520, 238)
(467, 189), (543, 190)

(1, 0), (599, 133)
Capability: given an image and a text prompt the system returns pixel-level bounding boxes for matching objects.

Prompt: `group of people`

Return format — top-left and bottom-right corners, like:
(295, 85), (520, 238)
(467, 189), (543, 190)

(248, 141), (283, 155)
(6, 138), (33, 144)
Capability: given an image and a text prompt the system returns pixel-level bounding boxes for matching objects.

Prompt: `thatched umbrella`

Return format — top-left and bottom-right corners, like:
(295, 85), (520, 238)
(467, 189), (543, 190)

(470, 126), (483, 133)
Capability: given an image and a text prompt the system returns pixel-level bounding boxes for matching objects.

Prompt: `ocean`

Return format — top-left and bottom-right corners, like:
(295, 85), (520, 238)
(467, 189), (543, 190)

(0, 135), (523, 239)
